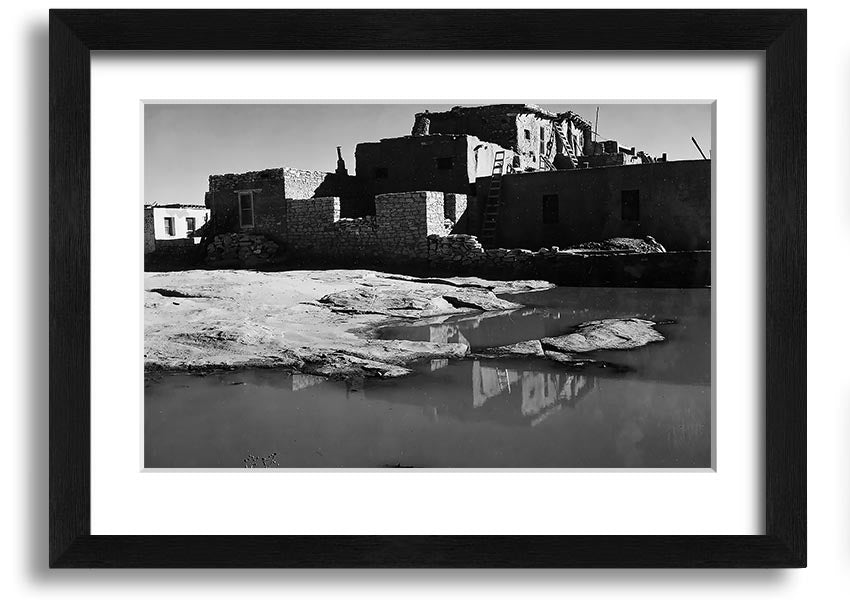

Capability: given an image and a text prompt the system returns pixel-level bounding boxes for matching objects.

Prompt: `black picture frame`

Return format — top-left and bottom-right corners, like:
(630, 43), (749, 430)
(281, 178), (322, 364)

(49, 9), (806, 568)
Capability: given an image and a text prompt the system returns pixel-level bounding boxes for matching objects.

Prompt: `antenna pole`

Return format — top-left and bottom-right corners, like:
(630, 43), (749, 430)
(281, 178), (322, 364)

(691, 136), (707, 160)
(594, 106), (599, 142)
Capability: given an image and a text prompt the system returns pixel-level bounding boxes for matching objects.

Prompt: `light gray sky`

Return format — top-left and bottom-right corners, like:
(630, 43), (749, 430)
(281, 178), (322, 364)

(144, 103), (712, 206)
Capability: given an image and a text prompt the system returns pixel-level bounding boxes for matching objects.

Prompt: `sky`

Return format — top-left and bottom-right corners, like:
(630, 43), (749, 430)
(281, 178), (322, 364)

(143, 103), (712, 206)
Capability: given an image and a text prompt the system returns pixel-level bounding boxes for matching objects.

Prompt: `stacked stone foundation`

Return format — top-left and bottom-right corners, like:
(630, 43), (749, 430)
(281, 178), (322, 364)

(206, 233), (280, 266)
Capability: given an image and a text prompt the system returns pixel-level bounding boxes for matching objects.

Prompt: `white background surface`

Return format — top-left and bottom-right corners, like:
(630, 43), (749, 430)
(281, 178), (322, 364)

(90, 56), (753, 536)
(3, 0), (840, 597)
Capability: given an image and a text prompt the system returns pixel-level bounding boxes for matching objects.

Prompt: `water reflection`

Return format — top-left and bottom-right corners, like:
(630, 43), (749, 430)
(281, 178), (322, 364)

(471, 361), (595, 426)
(380, 287), (711, 386)
(144, 287), (711, 469)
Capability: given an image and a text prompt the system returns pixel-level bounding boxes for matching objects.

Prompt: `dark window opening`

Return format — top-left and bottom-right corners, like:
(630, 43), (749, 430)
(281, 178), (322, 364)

(374, 167), (389, 179)
(621, 189), (640, 221)
(542, 194), (559, 224)
(523, 129), (531, 140)
(239, 191), (254, 228)
(185, 217), (196, 236)
(468, 182), (478, 197)
(436, 157), (454, 170)
(163, 217), (175, 236)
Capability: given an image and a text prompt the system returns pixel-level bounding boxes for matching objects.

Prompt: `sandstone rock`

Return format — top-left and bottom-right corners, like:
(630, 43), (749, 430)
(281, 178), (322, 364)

(541, 318), (664, 353)
(440, 289), (521, 311)
(477, 339), (545, 358)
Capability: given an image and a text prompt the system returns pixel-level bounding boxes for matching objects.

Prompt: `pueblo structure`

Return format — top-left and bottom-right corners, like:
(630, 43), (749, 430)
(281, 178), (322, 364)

(169, 104), (710, 287)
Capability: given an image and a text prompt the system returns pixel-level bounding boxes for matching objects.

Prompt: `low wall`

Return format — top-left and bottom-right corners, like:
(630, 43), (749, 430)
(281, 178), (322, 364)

(283, 191), (448, 264)
(206, 233), (280, 266)
(428, 234), (710, 287)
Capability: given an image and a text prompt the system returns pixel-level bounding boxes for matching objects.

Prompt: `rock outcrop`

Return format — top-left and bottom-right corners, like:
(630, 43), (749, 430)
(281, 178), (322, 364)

(541, 318), (664, 353)
(476, 340), (546, 359)
(145, 269), (549, 378)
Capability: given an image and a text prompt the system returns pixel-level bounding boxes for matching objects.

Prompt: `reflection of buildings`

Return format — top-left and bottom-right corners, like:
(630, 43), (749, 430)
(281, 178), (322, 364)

(380, 306), (565, 351)
(426, 322), (469, 346)
(281, 357), (598, 428)
(472, 361), (596, 426)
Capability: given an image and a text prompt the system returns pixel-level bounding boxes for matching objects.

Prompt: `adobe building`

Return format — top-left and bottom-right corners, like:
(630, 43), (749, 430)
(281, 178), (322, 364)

(144, 204), (210, 254)
(474, 159), (710, 251)
(355, 133), (513, 199)
(197, 103), (710, 284)
(416, 104), (649, 172)
(203, 166), (370, 239)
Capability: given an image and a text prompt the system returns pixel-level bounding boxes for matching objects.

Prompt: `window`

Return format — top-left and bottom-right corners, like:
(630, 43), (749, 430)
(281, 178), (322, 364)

(163, 216), (175, 236)
(523, 129), (531, 140)
(621, 189), (640, 221)
(238, 191), (254, 228)
(185, 217), (196, 236)
(539, 127), (546, 155)
(436, 157), (454, 170)
(374, 167), (388, 179)
(542, 194), (559, 224)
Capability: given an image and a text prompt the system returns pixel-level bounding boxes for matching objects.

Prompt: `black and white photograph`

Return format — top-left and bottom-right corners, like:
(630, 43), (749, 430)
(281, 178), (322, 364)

(143, 102), (712, 469)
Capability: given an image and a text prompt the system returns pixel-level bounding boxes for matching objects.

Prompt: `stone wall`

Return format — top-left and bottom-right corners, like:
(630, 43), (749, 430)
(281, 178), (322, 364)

(205, 167), (362, 238)
(206, 233), (280, 266)
(209, 168), (285, 192)
(282, 167), (338, 199)
(281, 191), (448, 263)
(375, 191), (448, 261)
(143, 208), (155, 254)
(285, 197), (381, 259)
(427, 234), (710, 287)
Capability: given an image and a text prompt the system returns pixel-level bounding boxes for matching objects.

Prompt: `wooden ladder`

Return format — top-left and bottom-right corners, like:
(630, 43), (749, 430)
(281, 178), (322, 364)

(556, 122), (579, 168)
(479, 150), (506, 248)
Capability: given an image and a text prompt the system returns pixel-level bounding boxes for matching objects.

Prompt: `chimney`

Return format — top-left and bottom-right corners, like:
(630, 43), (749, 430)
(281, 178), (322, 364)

(335, 146), (347, 176)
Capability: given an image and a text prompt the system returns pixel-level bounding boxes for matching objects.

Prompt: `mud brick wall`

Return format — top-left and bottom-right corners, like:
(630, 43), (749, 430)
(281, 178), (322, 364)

(424, 105), (521, 151)
(422, 106), (556, 172)
(514, 112), (554, 171)
(355, 135), (478, 198)
(474, 160), (711, 251)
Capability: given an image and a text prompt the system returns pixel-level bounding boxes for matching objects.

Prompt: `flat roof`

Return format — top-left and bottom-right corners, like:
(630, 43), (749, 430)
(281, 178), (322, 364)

(146, 203), (208, 209)
(416, 104), (593, 129)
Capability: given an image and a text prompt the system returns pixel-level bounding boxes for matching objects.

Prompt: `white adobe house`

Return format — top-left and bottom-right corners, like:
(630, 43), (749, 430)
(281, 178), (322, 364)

(144, 204), (210, 254)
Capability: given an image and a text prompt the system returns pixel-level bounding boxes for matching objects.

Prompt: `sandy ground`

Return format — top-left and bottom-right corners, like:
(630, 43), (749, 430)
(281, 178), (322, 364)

(144, 269), (553, 378)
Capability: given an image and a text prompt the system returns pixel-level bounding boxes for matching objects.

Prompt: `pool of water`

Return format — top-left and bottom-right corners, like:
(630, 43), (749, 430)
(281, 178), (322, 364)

(145, 287), (711, 469)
